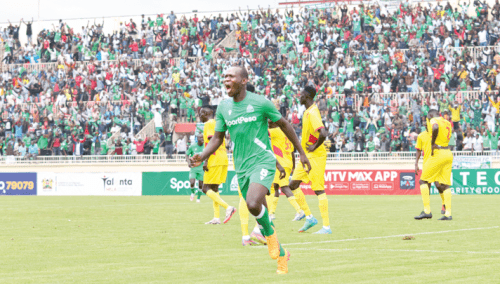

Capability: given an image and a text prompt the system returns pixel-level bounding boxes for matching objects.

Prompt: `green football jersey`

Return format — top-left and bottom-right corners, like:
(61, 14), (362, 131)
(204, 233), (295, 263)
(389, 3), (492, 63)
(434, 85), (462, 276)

(186, 143), (204, 170)
(214, 92), (282, 176)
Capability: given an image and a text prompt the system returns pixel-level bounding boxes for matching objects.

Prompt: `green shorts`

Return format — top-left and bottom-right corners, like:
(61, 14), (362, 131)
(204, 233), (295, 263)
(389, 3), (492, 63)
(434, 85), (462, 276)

(187, 108), (196, 117)
(189, 168), (204, 181)
(237, 164), (276, 200)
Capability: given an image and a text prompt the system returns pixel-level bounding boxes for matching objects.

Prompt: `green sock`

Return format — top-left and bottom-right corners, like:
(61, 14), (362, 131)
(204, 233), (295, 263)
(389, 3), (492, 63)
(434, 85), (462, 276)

(190, 188), (196, 194)
(196, 190), (202, 200)
(254, 205), (275, 237)
(279, 243), (286, 257)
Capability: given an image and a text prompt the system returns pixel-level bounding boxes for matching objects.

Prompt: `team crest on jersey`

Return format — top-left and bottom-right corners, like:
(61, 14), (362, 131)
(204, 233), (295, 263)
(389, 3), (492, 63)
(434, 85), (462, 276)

(247, 105), (254, 113)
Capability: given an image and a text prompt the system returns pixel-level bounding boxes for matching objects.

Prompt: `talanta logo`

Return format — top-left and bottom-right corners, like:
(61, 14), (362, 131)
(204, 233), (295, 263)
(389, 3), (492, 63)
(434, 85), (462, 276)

(226, 116), (257, 126)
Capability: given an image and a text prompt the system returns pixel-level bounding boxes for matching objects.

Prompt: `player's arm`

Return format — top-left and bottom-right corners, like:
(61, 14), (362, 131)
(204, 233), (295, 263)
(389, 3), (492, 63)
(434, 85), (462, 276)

(276, 160), (286, 179)
(431, 123), (439, 156)
(308, 127), (328, 153)
(185, 147), (192, 168)
(191, 131), (225, 165)
(415, 148), (421, 175)
(275, 117), (311, 172)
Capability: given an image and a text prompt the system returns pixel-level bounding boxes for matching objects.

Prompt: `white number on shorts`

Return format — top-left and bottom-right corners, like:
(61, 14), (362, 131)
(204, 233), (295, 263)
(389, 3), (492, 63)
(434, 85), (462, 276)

(260, 169), (268, 180)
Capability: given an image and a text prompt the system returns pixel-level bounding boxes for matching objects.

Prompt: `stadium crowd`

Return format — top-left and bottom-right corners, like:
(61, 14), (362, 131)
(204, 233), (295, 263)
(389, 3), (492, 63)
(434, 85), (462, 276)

(1, 0), (500, 158)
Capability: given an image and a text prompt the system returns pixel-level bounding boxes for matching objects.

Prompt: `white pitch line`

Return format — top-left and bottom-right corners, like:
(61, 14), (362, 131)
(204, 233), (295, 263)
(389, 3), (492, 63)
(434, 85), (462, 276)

(369, 249), (500, 254)
(281, 248), (500, 254)
(281, 226), (500, 247)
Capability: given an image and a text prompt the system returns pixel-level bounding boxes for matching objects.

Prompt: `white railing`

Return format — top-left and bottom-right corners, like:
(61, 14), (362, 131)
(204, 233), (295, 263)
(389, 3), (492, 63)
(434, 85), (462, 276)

(1, 151), (499, 166)
(0, 56), (202, 73)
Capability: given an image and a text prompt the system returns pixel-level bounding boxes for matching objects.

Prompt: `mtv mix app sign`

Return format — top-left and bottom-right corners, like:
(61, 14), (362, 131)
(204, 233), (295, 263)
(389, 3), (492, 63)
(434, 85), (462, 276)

(0, 173), (37, 195)
(37, 172), (141, 196)
(142, 171), (239, 195)
(431, 169), (500, 195)
(300, 170), (420, 195)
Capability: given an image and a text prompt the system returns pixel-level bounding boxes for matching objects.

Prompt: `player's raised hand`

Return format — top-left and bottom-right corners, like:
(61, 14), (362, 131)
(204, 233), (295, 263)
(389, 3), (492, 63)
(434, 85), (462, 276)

(300, 154), (312, 174)
(190, 154), (203, 168)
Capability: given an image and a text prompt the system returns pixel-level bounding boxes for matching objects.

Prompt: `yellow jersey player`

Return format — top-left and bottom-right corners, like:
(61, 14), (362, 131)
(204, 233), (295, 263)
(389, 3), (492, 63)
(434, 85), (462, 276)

(268, 120), (305, 221)
(199, 106), (236, 225)
(289, 86), (331, 234)
(417, 109), (454, 220)
(414, 118), (446, 220)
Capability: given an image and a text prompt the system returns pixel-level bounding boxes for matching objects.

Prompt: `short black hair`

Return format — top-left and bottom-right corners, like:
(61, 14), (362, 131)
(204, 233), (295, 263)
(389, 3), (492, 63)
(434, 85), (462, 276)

(304, 86), (317, 98)
(427, 109), (439, 118)
(201, 105), (213, 113)
(246, 83), (255, 92)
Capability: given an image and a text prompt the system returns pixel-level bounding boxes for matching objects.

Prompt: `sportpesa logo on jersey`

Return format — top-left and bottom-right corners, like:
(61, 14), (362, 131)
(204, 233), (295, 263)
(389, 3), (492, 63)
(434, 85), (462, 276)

(226, 116), (257, 126)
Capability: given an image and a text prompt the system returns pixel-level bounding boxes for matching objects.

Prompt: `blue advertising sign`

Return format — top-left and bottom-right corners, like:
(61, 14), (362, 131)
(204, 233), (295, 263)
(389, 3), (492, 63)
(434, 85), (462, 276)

(0, 173), (37, 195)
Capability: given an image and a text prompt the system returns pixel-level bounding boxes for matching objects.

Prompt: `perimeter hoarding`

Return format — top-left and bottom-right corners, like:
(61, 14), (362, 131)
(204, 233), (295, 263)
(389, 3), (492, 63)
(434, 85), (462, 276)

(37, 172), (142, 196)
(431, 169), (500, 195)
(0, 173), (37, 195)
(300, 170), (421, 195)
(142, 171), (239, 195)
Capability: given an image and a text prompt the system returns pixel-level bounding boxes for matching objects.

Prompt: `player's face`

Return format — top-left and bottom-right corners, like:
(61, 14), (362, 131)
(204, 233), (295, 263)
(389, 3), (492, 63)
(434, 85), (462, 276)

(223, 68), (247, 97)
(199, 108), (209, 123)
(299, 90), (309, 105)
(197, 135), (204, 145)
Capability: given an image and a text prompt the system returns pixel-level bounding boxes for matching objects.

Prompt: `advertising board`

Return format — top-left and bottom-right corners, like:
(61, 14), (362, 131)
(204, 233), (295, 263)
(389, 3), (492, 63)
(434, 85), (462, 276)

(300, 170), (421, 195)
(0, 173), (37, 196)
(142, 171), (239, 195)
(37, 172), (142, 196)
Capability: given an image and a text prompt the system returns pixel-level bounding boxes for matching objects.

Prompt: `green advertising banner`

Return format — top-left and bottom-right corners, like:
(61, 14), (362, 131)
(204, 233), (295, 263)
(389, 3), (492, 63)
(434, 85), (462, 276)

(431, 169), (500, 195)
(142, 171), (239, 195)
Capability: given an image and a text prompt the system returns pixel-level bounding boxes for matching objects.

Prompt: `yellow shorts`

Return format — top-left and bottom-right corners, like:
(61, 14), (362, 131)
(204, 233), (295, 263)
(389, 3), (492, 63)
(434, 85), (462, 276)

(291, 155), (326, 191)
(420, 149), (453, 185)
(273, 167), (292, 188)
(238, 186), (243, 198)
(203, 165), (228, 185)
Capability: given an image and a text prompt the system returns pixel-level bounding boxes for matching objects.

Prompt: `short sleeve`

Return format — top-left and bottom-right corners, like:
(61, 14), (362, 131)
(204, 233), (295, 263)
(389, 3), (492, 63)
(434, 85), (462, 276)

(416, 135), (422, 150)
(310, 108), (325, 132)
(214, 106), (227, 133)
(186, 146), (193, 156)
(262, 98), (282, 122)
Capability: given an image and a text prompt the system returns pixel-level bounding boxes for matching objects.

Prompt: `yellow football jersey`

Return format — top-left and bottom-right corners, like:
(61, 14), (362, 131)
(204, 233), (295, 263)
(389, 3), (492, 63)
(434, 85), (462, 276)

(203, 119), (228, 167)
(269, 127), (294, 169)
(430, 117), (452, 147)
(302, 104), (326, 158)
(416, 131), (432, 164)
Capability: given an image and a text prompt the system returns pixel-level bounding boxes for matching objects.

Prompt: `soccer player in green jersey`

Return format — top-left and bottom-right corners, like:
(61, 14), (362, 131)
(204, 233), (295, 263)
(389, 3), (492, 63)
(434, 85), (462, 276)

(191, 66), (311, 275)
(186, 134), (205, 203)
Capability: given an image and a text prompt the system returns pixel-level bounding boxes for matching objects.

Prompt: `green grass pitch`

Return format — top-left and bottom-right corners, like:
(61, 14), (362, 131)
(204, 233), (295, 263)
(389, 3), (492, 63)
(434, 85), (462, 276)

(1, 195), (499, 283)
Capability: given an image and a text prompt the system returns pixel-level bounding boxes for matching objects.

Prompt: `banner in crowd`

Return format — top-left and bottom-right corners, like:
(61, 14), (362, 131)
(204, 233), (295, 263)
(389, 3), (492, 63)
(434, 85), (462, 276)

(142, 171), (239, 195)
(300, 170), (421, 195)
(0, 173), (37, 195)
(37, 172), (142, 196)
(431, 169), (500, 195)
(453, 156), (492, 169)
